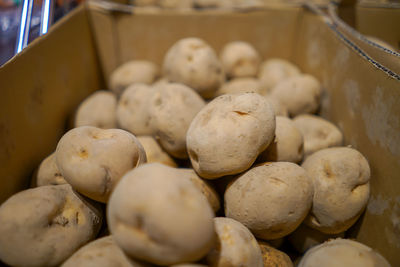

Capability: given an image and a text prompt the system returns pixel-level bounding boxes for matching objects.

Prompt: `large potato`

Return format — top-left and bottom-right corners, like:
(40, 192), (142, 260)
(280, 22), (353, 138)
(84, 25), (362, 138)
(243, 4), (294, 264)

(207, 217), (263, 267)
(187, 93), (275, 179)
(0, 184), (102, 267)
(293, 114), (343, 157)
(258, 58), (300, 93)
(109, 60), (159, 95)
(74, 90), (117, 129)
(149, 83), (206, 159)
(33, 152), (67, 186)
(137, 136), (177, 167)
(117, 83), (156, 136)
(220, 41), (261, 78)
(56, 126), (146, 203)
(62, 236), (148, 267)
(162, 38), (224, 98)
(107, 163), (215, 266)
(225, 162), (313, 239)
(258, 116), (304, 163)
(269, 74), (321, 117)
(258, 241), (293, 267)
(298, 238), (391, 267)
(301, 147), (370, 234)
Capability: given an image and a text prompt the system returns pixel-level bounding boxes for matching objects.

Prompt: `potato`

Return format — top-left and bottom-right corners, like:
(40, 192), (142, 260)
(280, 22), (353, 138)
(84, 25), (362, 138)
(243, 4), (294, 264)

(187, 93), (275, 179)
(137, 136), (177, 167)
(269, 74), (321, 117)
(162, 37), (224, 98)
(258, 58), (300, 93)
(288, 224), (344, 253)
(107, 163), (215, 265)
(117, 83), (156, 136)
(149, 83), (206, 159)
(74, 90), (117, 129)
(301, 147), (370, 234)
(214, 77), (264, 97)
(0, 184), (102, 267)
(62, 236), (148, 267)
(225, 162), (313, 239)
(56, 126), (146, 203)
(176, 168), (220, 212)
(258, 241), (293, 267)
(207, 217), (263, 267)
(293, 114), (343, 157)
(298, 238), (391, 267)
(109, 60), (159, 95)
(265, 96), (289, 117)
(220, 41), (261, 78)
(258, 116), (304, 163)
(34, 152), (67, 186)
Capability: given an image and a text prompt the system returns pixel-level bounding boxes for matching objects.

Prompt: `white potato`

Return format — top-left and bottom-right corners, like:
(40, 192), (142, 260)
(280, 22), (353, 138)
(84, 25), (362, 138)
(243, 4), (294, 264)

(258, 58), (300, 93)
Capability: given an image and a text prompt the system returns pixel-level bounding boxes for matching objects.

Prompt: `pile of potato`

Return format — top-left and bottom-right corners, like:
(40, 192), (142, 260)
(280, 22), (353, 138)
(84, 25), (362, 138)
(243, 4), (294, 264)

(0, 38), (391, 267)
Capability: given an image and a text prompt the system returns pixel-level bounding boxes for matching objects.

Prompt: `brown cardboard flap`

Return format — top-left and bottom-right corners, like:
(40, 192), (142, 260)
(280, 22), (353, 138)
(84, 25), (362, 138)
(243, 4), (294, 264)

(0, 5), (104, 203)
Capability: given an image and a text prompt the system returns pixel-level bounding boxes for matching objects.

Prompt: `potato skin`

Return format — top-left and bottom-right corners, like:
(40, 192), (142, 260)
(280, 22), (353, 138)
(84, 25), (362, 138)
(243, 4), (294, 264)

(301, 147), (370, 234)
(56, 126), (146, 203)
(107, 163), (215, 266)
(34, 152), (67, 186)
(214, 77), (263, 97)
(137, 135), (177, 167)
(187, 93), (275, 179)
(225, 162), (313, 239)
(258, 241), (293, 267)
(0, 184), (102, 267)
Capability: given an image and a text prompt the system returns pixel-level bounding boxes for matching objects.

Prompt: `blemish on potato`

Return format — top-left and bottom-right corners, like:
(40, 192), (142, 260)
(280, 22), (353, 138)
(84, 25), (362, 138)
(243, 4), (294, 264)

(78, 148), (88, 159)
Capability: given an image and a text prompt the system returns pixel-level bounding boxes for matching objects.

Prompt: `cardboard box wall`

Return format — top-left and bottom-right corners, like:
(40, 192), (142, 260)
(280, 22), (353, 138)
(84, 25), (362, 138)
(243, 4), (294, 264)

(0, 1), (400, 265)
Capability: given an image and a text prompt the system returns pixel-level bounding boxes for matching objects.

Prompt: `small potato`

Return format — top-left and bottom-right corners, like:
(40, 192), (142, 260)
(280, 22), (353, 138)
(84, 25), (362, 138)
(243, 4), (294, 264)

(269, 74), (321, 117)
(220, 41), (261, 78)
(137, 136), (177, 167)
(74, 90), (117, 129)
(298, 238), (391, 267)
(34, 152), (67, 186)
(258, 58), (301, 93)
(149, 83), (206, 159)
(258, 241), (293, 267)
(225, 162), (313, 240)
(288, 224), (344, 253)
(62, 236), (148, 267)
(0, 184), (102, 267)
(265, 96), (289, 117)
(214, 78), (264, 97)
(176, 168), (220, 212)
(187, 93), (275, 179)
(107, 163), (215, 265)
(117, 83), (156, 136)
(207, 217), (263, 267)
(259, 116), (304, 163)
(56, 126), (146, 203)
(293, 114), (343, 157)
(163, 37), (224, 99)
(109, 60), (159, 95)
(301, 147), (370, 234)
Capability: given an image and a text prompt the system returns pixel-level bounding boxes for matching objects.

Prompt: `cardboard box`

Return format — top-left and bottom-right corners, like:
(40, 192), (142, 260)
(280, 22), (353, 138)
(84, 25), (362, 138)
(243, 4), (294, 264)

(0, 1), (399, 265)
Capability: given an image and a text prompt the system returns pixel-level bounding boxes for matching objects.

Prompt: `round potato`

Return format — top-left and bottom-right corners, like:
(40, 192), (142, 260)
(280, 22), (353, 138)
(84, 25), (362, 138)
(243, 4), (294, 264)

(258, 241), (293, 267)
(298, 238), (391, 267)
(301, 147), (371, 234)
(293, 114), (343, 157)
(162, 37), (224, 98)
(269, 74), (321, 117)
(34, 152), (67, 186)
(259, 116), (304, 163)
(225, 162), (313, 239)
(62, 236), (148, 267)
(137, 136), (177, 167)
(117, 83), (156, 136)
(0, 184), (102, 267)
(56, 126), (146, 203)
(74, 90), (117, 129)
(258, 58), (300, 93)
(214, 78), (264, 97)
(149, 83), (206, 159)
(207, 217), (263, 267)
(109, 60), (159, 95)
(220, 41), (261, 78)
(187, 93), (275, 179)
(107, 163), (215, 265)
